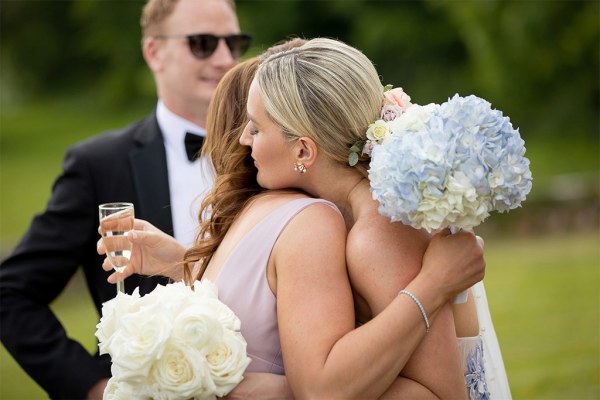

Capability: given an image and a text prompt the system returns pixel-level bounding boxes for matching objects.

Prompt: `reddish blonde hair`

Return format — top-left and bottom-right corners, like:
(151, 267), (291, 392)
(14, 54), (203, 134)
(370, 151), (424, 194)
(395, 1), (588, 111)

(183, 57), (262, 283)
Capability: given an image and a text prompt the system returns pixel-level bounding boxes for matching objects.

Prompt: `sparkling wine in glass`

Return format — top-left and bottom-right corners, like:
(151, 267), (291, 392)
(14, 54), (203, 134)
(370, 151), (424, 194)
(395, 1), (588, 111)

(99, 202), (134, 294)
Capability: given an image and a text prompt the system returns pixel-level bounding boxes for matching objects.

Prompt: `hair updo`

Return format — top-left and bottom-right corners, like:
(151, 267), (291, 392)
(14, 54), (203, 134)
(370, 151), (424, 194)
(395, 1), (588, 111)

(257, 38), (383, 177)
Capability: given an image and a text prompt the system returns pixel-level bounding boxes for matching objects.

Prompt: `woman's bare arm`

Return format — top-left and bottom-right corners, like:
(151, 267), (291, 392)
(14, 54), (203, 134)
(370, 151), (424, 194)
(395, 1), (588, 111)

(272, 204), (483, 398)
(347, 214), (466, 398)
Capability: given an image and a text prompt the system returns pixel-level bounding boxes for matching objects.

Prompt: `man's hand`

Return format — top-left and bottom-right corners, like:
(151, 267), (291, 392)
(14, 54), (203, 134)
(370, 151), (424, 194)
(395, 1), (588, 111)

(86, 378), (109, 400)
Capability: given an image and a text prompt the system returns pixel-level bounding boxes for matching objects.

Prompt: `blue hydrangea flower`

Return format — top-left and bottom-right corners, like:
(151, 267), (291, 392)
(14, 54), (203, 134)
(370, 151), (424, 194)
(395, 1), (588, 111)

(369, 94), (532, 232)
(464, 344), (491, 400)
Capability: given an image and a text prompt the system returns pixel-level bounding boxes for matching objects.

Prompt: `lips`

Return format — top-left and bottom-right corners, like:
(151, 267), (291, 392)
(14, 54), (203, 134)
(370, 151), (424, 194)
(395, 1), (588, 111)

(201, 78), (221, 85)
(200, 75), (223, 85)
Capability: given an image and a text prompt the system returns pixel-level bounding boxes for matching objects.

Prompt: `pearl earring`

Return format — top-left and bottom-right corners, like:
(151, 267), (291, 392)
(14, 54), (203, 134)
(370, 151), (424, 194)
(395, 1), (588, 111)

(294, 161), (307, 174)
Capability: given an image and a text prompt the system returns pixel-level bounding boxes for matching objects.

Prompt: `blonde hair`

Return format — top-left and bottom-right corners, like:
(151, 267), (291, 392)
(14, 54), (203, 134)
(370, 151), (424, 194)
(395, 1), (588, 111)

(140, 0), (236, 38)
(257, 38), (384, 177)
(181, 38), (308, 283)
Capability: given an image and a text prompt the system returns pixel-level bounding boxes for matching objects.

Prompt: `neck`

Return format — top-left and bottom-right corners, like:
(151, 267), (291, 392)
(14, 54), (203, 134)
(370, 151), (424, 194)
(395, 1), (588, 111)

(160, 96), (208, 129)
(300, 165), (367, 229)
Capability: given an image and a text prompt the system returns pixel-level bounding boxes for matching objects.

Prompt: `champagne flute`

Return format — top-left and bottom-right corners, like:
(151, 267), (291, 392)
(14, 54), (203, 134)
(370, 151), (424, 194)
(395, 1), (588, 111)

(99, 202), (134, 294)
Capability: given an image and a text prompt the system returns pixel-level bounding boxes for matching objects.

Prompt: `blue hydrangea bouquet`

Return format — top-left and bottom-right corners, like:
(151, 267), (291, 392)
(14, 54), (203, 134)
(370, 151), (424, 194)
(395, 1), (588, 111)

(367, 91), (532, 303)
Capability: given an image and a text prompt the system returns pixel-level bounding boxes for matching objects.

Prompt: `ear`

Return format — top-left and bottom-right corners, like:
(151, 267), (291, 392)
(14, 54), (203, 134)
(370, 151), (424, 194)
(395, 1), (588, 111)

(294, 137), (318, 168)
(142, 37), (163, 73)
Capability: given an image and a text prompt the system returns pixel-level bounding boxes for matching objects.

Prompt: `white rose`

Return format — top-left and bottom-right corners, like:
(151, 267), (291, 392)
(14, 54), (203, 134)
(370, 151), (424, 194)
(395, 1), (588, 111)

(102, 377), (141, 400)
(111, 303), (173, 382)
(172, 306), (224, 353)
(390, 103), (437, 134)
(206, 330), (251, 396)
(96, 290), (142, 355)
(208, 299), (242, 331)
(193, 279), (220, 300)
(366, 120), (390, 142)
(150, 339), (215, 399)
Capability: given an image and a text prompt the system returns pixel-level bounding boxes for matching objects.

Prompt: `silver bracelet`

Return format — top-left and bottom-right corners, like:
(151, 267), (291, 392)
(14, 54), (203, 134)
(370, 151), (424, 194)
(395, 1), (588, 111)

(399, 290), (430, 333)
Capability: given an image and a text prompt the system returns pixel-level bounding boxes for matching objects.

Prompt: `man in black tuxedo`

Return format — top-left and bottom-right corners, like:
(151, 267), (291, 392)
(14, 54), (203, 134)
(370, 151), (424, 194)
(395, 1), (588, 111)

(0, 0), (251, 398)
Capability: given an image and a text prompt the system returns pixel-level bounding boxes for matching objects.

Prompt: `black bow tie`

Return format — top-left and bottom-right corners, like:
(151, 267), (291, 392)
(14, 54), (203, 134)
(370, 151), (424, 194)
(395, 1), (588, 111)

(184, 132), (205, 161)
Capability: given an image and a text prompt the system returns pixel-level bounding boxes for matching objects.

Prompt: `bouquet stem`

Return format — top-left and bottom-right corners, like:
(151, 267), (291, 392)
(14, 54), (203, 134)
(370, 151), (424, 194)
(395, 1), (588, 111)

(453, 289), (469, 304)
(450, 226), (470, 304)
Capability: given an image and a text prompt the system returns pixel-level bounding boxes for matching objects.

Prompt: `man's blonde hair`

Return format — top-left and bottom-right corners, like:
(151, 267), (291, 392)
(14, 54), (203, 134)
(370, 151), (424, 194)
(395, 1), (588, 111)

(140, 0), (236, 38)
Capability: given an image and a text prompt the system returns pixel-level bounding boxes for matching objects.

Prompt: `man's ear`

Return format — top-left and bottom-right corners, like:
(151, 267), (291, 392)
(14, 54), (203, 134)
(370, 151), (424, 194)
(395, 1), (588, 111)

(142, 37), (163, 73)
(295, 137), (318, 168)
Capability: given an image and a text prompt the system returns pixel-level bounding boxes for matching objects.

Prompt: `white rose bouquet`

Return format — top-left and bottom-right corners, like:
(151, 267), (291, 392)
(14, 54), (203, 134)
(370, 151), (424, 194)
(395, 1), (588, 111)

(96, 280), (251, 400)
(365, 89), (532, 303)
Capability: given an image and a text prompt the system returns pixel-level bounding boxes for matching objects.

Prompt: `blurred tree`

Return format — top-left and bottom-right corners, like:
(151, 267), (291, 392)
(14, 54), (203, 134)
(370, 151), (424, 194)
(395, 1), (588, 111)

(1, 0), (149, 105)
(426, 0), (599, 140)
(1, 0), (597, 139)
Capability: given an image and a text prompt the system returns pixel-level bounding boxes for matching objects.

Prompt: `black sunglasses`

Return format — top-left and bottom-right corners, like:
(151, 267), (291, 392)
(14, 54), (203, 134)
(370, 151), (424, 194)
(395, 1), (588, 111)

(155, 33), (252, 60)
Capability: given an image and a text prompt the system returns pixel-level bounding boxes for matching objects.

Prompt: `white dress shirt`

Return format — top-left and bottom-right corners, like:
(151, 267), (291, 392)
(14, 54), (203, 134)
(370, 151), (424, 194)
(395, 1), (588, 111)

(156, 101), (215, 247)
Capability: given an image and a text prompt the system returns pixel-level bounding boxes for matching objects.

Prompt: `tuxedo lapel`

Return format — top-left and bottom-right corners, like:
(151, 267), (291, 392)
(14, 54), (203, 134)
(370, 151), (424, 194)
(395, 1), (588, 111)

(129, 113), (173, 236)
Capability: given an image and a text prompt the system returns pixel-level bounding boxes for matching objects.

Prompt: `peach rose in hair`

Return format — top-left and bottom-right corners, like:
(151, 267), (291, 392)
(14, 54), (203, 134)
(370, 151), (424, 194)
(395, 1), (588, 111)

(384, 87), (412, 112)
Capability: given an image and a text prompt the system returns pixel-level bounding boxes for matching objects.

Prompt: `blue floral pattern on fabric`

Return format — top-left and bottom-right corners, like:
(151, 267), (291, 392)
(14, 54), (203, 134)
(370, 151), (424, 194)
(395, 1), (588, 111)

(465, 343), (491, 400)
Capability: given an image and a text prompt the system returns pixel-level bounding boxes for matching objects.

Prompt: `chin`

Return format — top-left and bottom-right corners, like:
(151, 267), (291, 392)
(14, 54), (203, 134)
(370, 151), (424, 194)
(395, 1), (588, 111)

(256, 177), (271, 190)
(256, 175), (280, 190)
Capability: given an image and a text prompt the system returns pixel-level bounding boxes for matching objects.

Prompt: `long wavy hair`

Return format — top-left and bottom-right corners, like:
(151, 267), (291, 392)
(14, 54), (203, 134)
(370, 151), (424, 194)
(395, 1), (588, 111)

(183, 57), (262, 284)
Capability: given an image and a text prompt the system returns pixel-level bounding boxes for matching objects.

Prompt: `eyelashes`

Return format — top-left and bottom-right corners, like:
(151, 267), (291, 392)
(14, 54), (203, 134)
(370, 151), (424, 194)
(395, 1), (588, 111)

(249, 129), (259, 136)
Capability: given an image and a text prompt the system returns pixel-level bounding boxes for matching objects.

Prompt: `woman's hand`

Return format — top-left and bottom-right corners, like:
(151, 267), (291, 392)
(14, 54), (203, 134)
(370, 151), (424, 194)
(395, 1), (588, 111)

(420, 228), (485, 301)
(97, 218), (187, 282)
(221, 373), (293, 399)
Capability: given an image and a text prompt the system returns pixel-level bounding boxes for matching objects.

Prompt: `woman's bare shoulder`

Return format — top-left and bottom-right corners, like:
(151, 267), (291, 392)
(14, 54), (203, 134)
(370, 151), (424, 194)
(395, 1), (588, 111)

(243, 189), (311, 215)
(346, 200), (430, 273)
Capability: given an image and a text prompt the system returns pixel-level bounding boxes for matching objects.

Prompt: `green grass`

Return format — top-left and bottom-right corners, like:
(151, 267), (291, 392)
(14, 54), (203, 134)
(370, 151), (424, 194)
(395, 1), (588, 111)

(1, 232), (598, 399)
(484, 231), (600, 399)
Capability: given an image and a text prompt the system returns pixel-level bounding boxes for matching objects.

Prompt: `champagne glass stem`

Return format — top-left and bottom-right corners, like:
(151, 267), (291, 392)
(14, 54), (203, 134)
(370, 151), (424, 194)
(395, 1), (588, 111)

(99, 202), (134, 297)
(116, 276), (125, 294)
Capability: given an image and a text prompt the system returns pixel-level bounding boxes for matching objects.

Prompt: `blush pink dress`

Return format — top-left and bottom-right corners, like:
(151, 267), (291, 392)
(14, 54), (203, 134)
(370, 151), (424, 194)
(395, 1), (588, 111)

(213, 197), (340, 374)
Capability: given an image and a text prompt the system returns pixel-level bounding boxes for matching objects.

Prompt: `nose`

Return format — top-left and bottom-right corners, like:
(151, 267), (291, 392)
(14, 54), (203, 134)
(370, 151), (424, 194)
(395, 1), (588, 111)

(239, 122), (253, 147)
(210, 39), (237, 68)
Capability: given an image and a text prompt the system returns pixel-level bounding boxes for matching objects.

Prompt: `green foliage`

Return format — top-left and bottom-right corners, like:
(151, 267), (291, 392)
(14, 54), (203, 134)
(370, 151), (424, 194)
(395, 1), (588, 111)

(1, 0), (597, 139)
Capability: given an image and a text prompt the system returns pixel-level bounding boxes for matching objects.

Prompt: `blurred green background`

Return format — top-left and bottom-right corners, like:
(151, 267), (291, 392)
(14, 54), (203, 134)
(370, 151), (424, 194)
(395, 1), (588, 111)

(1, 0), (598, 398)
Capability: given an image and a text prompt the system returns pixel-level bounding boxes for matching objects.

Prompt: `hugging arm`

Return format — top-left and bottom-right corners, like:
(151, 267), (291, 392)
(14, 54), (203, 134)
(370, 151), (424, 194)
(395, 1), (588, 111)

(273, 204), (482, 398)
(348, 217), (476, 398)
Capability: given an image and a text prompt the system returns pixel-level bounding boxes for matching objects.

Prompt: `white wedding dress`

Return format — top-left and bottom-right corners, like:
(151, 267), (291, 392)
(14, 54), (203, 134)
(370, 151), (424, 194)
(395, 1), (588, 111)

(458, 282), (512, 400)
